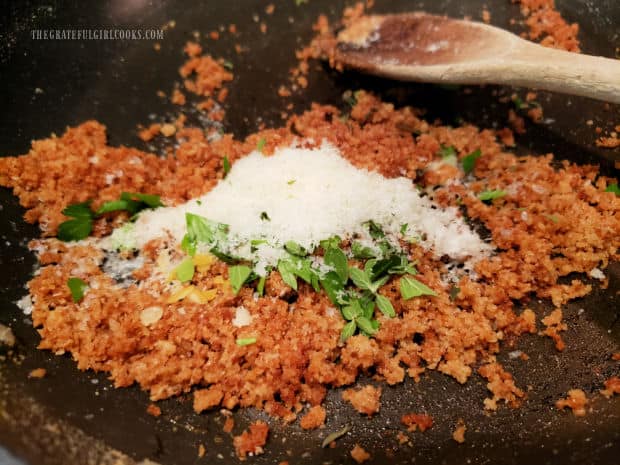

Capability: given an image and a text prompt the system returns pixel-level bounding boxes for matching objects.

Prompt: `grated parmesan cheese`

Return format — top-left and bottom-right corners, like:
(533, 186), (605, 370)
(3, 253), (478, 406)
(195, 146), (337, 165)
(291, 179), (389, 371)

(106, 143), (490, 274)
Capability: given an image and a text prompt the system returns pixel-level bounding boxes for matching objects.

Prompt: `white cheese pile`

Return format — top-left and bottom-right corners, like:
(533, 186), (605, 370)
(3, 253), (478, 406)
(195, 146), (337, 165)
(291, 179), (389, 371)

(106, 142), (490, 274)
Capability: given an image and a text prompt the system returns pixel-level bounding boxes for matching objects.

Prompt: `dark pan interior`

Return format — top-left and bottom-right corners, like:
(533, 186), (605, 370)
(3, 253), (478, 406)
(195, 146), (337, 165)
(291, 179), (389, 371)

(0, 1), (619, 464)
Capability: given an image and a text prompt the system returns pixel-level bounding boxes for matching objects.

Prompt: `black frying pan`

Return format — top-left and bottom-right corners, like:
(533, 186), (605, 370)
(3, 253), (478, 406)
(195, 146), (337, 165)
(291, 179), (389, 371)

(1, 1), (619, 464)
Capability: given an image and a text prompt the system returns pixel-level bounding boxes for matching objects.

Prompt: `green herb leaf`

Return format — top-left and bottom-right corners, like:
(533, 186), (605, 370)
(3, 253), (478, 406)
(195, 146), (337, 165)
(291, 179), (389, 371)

(287, 179), (296, 185)
(462, 149), (482, 174)
(120, 192), (163, 208)
(340, 321), (357, 342)
(67, 277), (88, 302)
(277, 260), (298, 290)
(57, 218), (93, 242)
(363, 220), (385, 239)
(356, 316), (378, 335)
(321, 425), (351, 448)
(222, 156), (231, 177)
(257, 274), (267, 296)
(351, 241), (376, 259)
(236, 337), (256, 346)
(438, 145), (457, 159)
(400, 224), (408, 235)
(186, 213), (229, 246)
(349, 267), (372, 291)
(324, 247), (348, 282)
(284, 240), (307, 256)
(222, 60), (234, 70)
(62, 201), (93, 219)
(545, 214), (559, 224)
(320, 235), (341, 251)
(478, 189), (507, 202)
(320, 271), (345, 306)
(375, 294), (395, 318)
(260, 211), (270, 221)
(97, 199), (139, 215)
(256, 137), (266, 152)
(342, 299), (364, 321)
(229, 265), (252, 295)
(449, 285), (460, 301)
(181, 233), (197, 256)
(400, 276), (437, 300)
(605, 183), (620, 196)
(175, 257), (195, 283)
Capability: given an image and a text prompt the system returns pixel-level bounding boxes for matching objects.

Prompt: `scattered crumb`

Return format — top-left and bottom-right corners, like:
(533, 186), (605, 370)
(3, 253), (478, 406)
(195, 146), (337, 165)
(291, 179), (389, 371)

(600, 377), (620, 399)
(300, 405), (326, 430)
(612, 353), (620, 361)
(556, 389), (588, 416)
(478, 363), (525, 410)
(452, 419), (466, 443)
(184, 41), (203, 58)
(233, 420), (269, 459)
(198, 443), (206, 458)
(223, 416), (235, 434)
(342, 385), (382, 416)
(209, 31), (220, 40)
(350, 444), (371, 463)
(138, 123), (161, 142)
(0, 323), (16, 347)
(28, 368), (46, 378)
(482, 9), (491, 23)
(160, 124), (177, 137)
(265, 4), (275, 15)
(400, 413), (433, 432)
(596, 135), (620, 149)
(260, 22), (267, 34)
(508, 109), (526, 134)
(153, 43), (161, 51)
(146, 403), (162, 417)
(193, 387), (224, 413)
(396, 431), (409, 445)
(171, 89), (186, 105)
(540, 308), (567, 351)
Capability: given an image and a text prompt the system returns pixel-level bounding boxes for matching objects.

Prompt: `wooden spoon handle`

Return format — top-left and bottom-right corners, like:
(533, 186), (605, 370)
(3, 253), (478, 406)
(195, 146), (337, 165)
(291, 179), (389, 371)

(500, 40), (620, 103)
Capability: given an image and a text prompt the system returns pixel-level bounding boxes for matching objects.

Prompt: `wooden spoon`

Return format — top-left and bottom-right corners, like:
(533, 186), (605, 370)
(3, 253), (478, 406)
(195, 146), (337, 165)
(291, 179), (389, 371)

(335, 13), (620, 103)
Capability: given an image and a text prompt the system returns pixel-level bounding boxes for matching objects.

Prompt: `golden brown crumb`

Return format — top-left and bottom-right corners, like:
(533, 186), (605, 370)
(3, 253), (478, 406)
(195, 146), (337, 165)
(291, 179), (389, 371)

(400, 413), (433, 432)
(193, 387), (224, 413)
(508, 109), (526, 134)
(299, 405), (326, 430)
(28, 368), (46, 378)
(260, 22), (267, 34)
(482, 9), (491, 23)
(342, 385), (381, 416)
(596, 136), (620, 149)
(514, 0), (580, 52)
(223, 416), (235, 434)
(160, 123), (177, 137)
(540, 309), (567, 351)
(612, 353), (620, 361)
(556, 389), (588, 416)
(452, 419), (466, 443)
(233, 421), (269, 459)
(209, 31), (220, 40)
(198, 443), (206, 458)
(156, 90), (166, 98)
(350, 444), (371, 463)
(478, 363), (525, 410)
(396, 431), (409, 445)
(600, 377), (620, 399)
(171, 89), (186, 105)
(229, 24), (237, 34)
(146, 403), (162, 417)
(184, 41), (202, 58)
(138, 123), (161, 142)
(527, 107), (543, 123)
(265, 4), (275, 15)
(180, 52), (233, 98)
(278, 86), (292, 98)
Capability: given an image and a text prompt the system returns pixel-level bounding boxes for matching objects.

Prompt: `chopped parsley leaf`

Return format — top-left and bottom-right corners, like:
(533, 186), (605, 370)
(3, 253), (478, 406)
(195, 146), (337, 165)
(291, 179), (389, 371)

(260, 211), (271, 221)
(256, 137), (266, 152)
(236, 337), (256, 346)
(461, 149), (482, 174)
(478, 189), (507, 202)
(605, 183), (620, 196)
(67, 277), (88, 302)
(400, 276), (437, 300)
(229, 265), (252, 295)
(222, 156), (231, 177)
(175, 257), (195, 283)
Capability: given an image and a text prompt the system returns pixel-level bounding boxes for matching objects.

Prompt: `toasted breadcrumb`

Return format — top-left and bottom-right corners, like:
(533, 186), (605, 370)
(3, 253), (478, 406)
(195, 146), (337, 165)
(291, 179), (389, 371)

(28, 368), (46, 378)
(540, 309), (567, 351)
(223, 416), (235, 434)
(342, 385), (382, 416)
(401, 413), (433, 432)
(600, 377), (620, 399)
(193, 387), (224, 413)
(478, 363), (525, 410)
(300, 405), (327, 430)
(198, 443), (206, 458)
(350, 444), (371, 463)
(146, 403), (162, 417)
(556, 389), (588, 416)
(233, 421), (269, 459)
(452, 419), (466, 443)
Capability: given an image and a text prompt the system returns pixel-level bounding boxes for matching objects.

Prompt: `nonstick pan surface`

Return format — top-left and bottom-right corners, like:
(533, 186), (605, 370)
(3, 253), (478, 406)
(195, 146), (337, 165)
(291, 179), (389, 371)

(1, 1), (619, 464)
